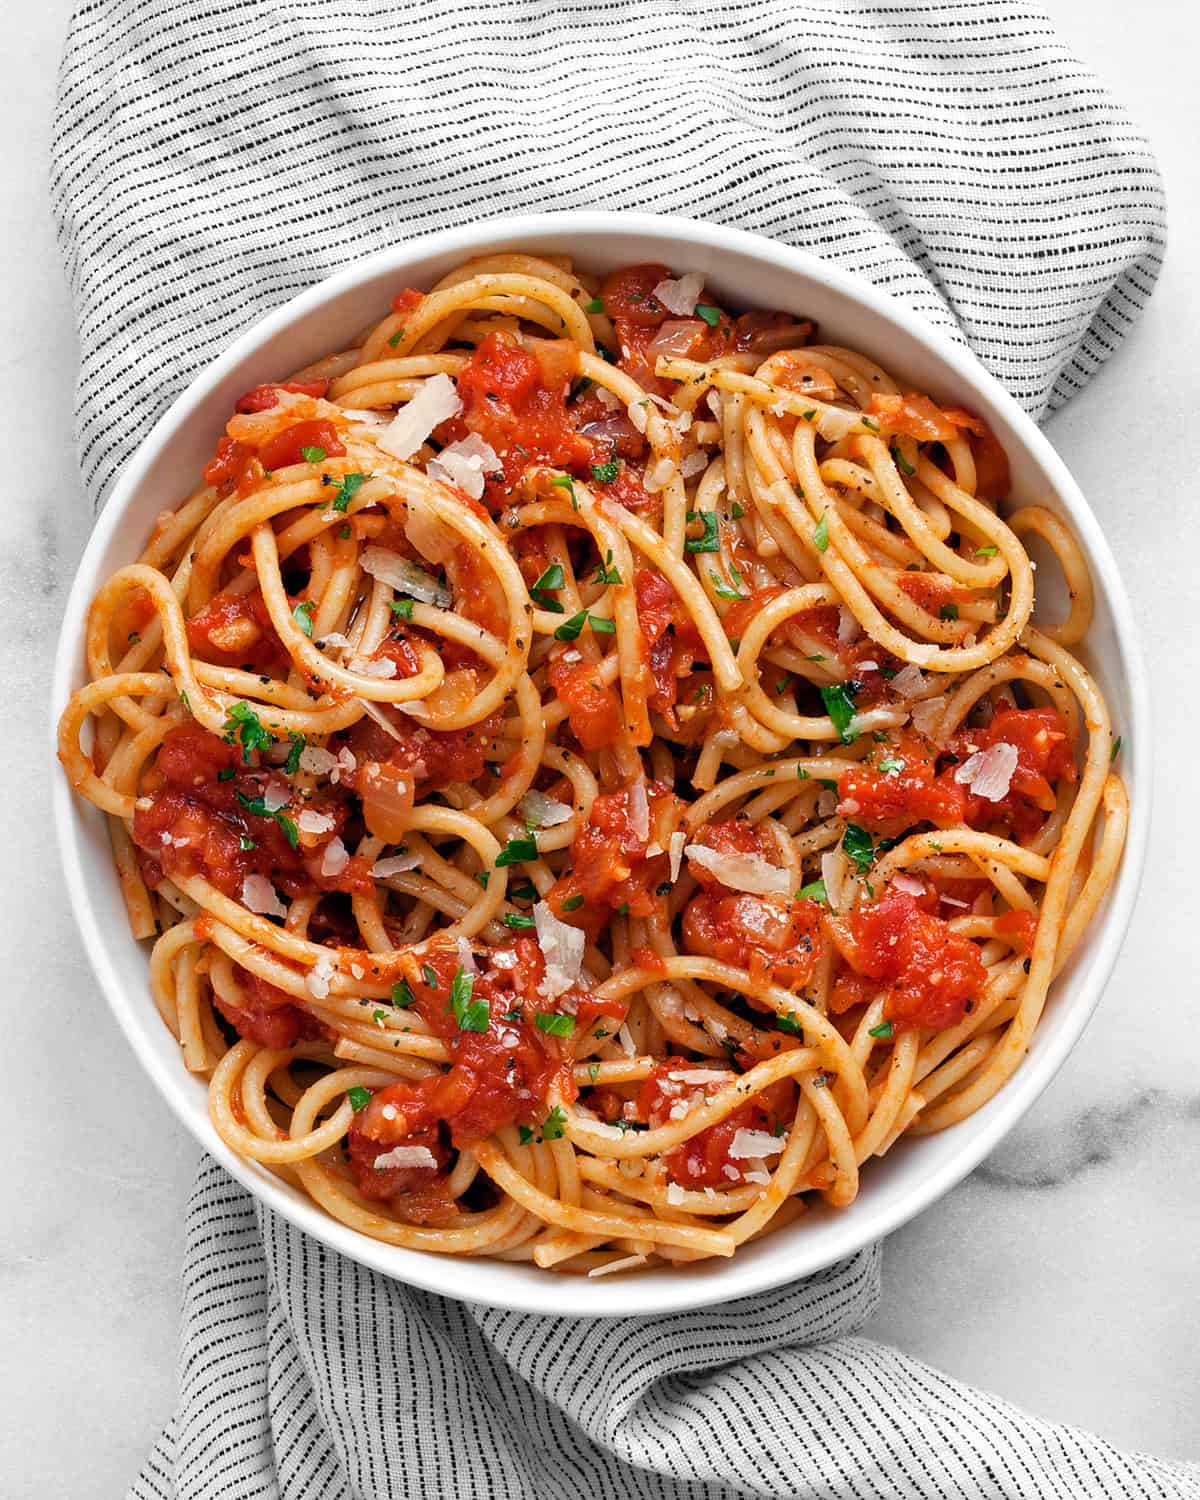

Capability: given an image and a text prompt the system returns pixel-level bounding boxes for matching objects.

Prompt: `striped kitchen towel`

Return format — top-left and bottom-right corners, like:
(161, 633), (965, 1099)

(51, 1), (1188, 1496)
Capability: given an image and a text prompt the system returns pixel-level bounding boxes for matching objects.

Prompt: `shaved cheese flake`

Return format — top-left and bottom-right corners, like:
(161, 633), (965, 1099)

(837, 606), (861, 645)
(821, 846), (850, 913)
(261, 781), (290, 813)
(668, 830), (687, 882)
(628, 781), (650, 842)
(426, 433), (501, 502)
(890, 664), (928, 699)
(455, 936), (478, 975)
(297, 809), (335, 835)
(519, 790), (574, 829)
(891, 872), (926, 897)
(320, 836), (349, 878)
(533, 901), (585, 999)
(373, 1144), (438, 1171)
(371, 851), (421, 878)
(651, 272), (705, 316)
(360, 546), (452, 607)
(242, 874), (287, 919)
(299, 745), (338, 776)
(955, 741), (1018, 802)
(377, 373), (462, 459)
(349, 655), (397, 679)
(684, 843), (791, 896)
(728, 1128), (786, 1160)
(305, 953), (336, 1000)
(643, 456), (677, 493)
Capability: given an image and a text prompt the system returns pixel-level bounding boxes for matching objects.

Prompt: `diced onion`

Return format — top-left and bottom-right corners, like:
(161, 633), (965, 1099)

(377, 374), (462, 459)
(242, 874), (287, 918)
(954, 742), (1018, 801)
(519, 790), (574, 828)
(628, 782), (650, 842)
(403, 493), (455, 562)
(684, 844), (791, 896)
(650, 272), (705, 316)
(533, 901), (585, 999)
(373, 1144), (438, 1171)
(360, 546), (452, 608)
(668, 831), (687, 882)
(647, 319), (705, 359)
(821, 847), (849, 913)
(371, 851), (421, 878)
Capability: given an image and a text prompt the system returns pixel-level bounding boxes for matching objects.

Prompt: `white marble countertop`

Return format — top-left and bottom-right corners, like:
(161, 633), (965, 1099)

(4, 1), (1197, 1492)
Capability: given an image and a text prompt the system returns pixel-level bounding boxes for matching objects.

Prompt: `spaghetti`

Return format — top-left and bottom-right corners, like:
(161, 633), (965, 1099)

(58, 253), (1127, 1275)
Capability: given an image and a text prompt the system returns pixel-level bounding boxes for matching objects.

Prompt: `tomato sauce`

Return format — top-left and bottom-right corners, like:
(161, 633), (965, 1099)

(438, 331), (597, 504)
(637, 1060), (791, 1188)
(348, 940), (618, 1167)
(635, 568), (705, 724)
(186, 587), (285, 670)
(835, 883), (986, 1030)
(545, 783), (679, 932)
(213, 966), (324, 1049)
(132, 724), (364, 899)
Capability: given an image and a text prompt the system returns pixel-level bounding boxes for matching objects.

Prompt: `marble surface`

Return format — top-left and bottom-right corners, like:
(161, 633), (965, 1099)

(4, 1), (1197, 1492)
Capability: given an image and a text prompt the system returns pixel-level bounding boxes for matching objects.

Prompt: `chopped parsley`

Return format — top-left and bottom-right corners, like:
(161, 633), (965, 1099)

(235, 790), (299, 849)
(554, 609), (615, 641)
(592, 550), (621, 585)
(890, 444), (915, 476)
(695, 305), (721, 327)
(820, 682), (858, 743)
(224, 702), (275, 763)
(813, 513), (829, 553)
(347, 1086), (372, 1111)
(299, 445), (327, 463)
(842, 823), (875, 874)
(496, 833), (538, 867)
(685, 511), (721, 553)
(591, 460), (619, 484)
(530, 563), (566, 614)
(323, 471), (370, 512)
(709, 569), (745, 601)
(534, 1012), (575, 1037)
(292, 601), (315, 638)
(450, 966), (489, 1032)
(550, 474), (578, 510)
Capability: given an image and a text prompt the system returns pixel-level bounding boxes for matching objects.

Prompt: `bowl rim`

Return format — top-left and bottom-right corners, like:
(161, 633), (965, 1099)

(50, 209), (1151, 1317)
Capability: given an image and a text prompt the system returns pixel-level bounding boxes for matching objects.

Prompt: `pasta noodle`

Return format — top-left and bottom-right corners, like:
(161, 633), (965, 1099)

(58, 254), (1127, 1276)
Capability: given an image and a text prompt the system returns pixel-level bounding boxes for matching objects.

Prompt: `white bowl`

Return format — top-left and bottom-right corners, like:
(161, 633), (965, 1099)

(50, 211), (1150, 1316)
